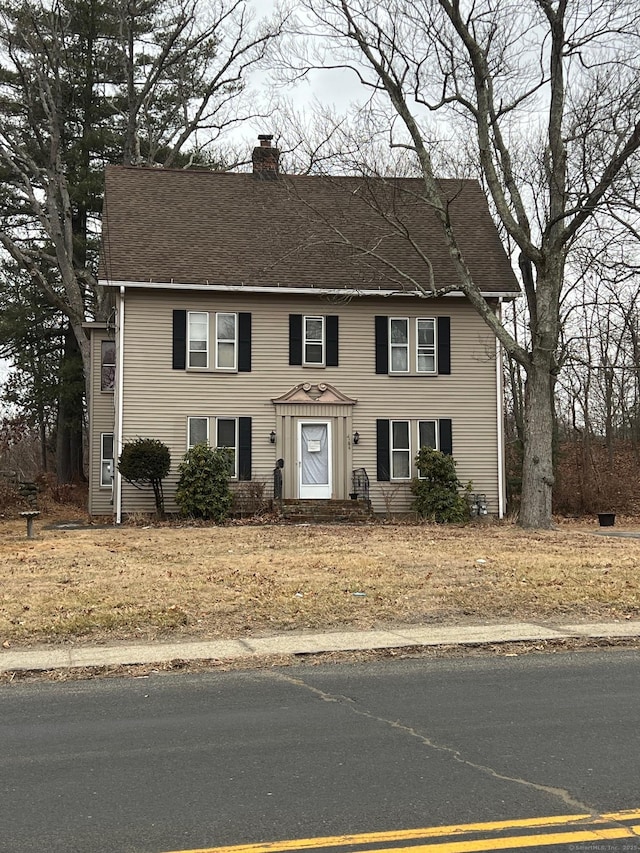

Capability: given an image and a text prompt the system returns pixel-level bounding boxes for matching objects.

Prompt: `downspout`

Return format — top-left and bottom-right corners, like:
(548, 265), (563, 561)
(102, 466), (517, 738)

(496, 298), (506, 519)
(114, 285), (125, 524)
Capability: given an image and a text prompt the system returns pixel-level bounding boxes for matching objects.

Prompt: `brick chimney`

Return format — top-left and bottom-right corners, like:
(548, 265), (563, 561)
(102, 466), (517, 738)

(252, 134), (280, 178)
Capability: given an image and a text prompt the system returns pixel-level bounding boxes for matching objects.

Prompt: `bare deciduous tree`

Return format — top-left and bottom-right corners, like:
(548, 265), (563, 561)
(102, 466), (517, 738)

(283, 0), (640, 527)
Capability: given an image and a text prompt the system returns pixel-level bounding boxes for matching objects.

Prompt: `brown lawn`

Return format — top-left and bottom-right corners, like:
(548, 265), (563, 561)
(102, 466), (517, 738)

(2, 512), (640, 647)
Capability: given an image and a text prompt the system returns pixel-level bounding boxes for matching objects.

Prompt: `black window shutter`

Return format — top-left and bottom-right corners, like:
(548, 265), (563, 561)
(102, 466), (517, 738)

(289, 315), (302, 365)
(439, 419), (453, 455)
(326, 316), (339, 366)
(238, 313), (251, 372)
(238, 417), (252, 480)
(375, 316), (388, 374)
(172, 310), (186, 370)
(437, 316), (451, 375)
(376, 419), (390, 481)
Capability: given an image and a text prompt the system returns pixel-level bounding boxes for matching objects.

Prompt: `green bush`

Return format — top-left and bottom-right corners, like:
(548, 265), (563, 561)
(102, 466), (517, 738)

(411, 447), (470, 523)
(175, 443), (233, 522)
(118, 438), (171, 518)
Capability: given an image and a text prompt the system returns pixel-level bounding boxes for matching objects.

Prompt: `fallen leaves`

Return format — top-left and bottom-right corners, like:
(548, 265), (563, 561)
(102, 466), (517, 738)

(1, 518), (640, 646)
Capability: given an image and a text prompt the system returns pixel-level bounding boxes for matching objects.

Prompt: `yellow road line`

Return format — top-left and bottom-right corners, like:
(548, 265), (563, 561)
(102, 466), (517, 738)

(162, 811), (640, 853)
(369, 825), (640, 852)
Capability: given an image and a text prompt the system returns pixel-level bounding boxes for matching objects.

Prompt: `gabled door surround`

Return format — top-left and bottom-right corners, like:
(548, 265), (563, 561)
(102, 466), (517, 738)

(272, 382), (357, 501)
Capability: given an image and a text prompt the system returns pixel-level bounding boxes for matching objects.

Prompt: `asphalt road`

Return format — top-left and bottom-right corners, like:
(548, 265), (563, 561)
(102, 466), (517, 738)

(1, 649), (640, 853)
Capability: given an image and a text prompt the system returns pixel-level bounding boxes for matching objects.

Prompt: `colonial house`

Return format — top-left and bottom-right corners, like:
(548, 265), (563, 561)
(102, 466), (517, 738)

(89, 136), (520, 521)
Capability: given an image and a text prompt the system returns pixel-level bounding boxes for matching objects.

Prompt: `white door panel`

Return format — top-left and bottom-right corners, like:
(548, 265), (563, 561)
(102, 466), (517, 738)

(298, 421), (331, 499)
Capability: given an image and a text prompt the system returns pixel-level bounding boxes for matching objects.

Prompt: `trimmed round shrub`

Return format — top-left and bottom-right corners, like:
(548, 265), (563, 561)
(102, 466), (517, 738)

(175, 443), (233, 522)
(118, 437), (171, 517)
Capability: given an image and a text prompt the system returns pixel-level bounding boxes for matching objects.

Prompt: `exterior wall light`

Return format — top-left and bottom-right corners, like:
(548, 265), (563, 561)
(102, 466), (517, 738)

(353, 431), (360, 445)
(269, 430), (276, 444)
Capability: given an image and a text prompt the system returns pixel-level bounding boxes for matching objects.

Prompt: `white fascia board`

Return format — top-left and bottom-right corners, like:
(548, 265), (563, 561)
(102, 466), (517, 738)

(97, 279), (520, 299)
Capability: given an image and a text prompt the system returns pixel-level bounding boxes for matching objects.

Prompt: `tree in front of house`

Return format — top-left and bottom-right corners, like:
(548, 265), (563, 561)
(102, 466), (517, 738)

(0, 0), (283, 481)
(287, 0), (640, 527)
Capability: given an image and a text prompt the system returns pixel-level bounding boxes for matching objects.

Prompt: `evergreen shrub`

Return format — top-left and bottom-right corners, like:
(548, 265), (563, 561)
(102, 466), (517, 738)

(118, 437), (171, 518)
(411, 447), (470, 523)
(175, 443), (233, 522)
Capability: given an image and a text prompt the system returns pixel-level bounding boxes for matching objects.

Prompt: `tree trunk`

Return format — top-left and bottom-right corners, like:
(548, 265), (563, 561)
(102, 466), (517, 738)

(520, 359), (556, 528)
(55, 328), (86, 484)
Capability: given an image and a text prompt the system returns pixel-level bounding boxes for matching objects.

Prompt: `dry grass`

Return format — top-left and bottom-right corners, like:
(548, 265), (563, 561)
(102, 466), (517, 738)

(2, 509), (640, 648)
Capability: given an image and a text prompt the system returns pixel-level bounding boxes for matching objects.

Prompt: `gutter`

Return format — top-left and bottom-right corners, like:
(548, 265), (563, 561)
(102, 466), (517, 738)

(114, 285), (125, 525)
(97, 279), (521, 300)
(496, 299), (506, 519)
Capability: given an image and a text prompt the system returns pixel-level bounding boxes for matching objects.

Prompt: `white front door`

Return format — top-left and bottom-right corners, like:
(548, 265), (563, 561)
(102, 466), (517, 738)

(298, 421), (332, 499)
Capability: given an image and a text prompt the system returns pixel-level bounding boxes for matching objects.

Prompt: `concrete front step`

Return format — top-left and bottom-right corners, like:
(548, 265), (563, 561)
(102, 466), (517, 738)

(279, 499), (372, 523)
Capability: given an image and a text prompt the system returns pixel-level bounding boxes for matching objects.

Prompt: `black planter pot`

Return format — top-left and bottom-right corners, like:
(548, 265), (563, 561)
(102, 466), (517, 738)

(597, 513), (616, 527)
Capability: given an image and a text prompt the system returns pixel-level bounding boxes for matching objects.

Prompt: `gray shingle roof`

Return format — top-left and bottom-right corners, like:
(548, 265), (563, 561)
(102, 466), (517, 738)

(99, 165), (520, 296)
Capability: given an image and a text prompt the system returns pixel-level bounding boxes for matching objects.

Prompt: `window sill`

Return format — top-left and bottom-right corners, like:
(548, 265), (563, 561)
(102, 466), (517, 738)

(186, 368), (238, 374)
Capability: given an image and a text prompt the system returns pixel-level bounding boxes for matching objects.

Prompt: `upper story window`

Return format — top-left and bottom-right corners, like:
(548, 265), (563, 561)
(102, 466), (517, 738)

(188, 312), (208, 368)
(389, 318), (409, 373)
(174, 311), (251, 373)
(216, 313), (237, 370)
(416, 319), (436, 373)
(289, 314), (339, 367)
(101, 341), (116, 391)
(304, 316), (325, 365)
(376, 316), (450, 376)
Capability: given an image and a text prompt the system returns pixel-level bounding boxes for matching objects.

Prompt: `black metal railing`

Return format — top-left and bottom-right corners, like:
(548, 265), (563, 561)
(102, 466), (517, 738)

(351, 468), (370, 502)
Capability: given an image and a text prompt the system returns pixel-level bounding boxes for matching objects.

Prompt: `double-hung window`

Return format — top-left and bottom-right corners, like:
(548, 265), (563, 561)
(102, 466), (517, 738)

(101, 341), (116, 391)
(100, 433), (114, 487)
(188, 312), (208, 368)
(418, 420), (438, 452)
(377, 418), (452, 482)
(174, 311), (250, 372)
(304, 316), (324, 365)
(216, 418), (237, 477)
(376, 315), (449, 376)
(187, 417), (237, 477)
(188, 417), (209, 448)
(289, 314), (339, 367)
(216, 313), (237, 370)
(389, 318), (409, 372)
(391, 420), (411, 479)
(416, 319), (436, 373)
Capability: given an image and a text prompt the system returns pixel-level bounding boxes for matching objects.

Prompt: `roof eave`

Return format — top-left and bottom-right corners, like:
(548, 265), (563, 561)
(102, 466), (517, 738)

(98, 279), (520, 299)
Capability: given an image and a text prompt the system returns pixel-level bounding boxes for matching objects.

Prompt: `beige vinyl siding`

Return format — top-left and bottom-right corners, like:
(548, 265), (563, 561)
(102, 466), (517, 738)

(116, 289), (500, 517)
(88, 329), (116, 516)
